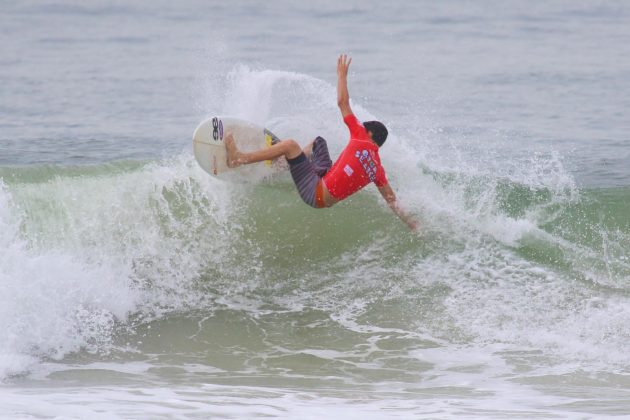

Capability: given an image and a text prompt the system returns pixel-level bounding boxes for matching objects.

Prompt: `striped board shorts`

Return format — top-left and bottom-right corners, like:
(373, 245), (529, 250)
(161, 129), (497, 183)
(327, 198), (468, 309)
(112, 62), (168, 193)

(287, 136), (333, 208)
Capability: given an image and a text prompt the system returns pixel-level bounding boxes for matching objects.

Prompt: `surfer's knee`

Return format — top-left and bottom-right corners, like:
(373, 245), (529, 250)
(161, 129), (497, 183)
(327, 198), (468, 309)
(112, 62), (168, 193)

(282, 139), (302, 159)
(282, 139), (299, 149)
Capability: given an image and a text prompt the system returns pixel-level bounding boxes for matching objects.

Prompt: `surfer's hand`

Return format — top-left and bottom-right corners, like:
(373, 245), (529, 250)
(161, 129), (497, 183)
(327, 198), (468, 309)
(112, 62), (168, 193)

(337, 54), (351, 78)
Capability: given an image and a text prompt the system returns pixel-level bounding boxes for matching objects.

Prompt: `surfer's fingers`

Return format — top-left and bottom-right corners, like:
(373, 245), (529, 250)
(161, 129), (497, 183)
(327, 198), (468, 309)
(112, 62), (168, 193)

(337, 54), (351, 76)
(338, 54), (350, 68)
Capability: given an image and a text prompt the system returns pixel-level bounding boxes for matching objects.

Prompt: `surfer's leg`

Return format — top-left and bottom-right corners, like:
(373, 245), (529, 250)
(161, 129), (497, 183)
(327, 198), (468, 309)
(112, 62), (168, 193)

(310, 137), (333, 177)
(302, 141), (315, 160)
(287, 153), (321, 208)
(226, 133), (302, 168)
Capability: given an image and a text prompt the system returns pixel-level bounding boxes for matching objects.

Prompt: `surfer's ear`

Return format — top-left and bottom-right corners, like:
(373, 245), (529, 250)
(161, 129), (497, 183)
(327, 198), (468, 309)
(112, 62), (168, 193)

(364, 121), (388, 147)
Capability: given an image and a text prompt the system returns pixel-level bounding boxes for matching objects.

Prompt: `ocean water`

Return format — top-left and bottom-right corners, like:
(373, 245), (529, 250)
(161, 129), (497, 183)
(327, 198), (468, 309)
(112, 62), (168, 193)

(1, 1), (629, 418)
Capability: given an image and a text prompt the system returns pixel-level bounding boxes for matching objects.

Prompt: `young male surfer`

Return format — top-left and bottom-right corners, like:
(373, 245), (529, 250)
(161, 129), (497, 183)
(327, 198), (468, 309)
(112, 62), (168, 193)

(225, 54), (417, 231)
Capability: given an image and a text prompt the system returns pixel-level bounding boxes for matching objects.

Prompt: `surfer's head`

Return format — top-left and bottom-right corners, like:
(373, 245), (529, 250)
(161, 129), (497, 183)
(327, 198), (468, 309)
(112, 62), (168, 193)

(364, 121), (388, 147)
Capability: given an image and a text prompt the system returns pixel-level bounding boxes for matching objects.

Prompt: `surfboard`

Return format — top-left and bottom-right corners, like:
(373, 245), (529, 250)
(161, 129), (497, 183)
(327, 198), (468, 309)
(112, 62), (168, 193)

(192, 116), (281, 176)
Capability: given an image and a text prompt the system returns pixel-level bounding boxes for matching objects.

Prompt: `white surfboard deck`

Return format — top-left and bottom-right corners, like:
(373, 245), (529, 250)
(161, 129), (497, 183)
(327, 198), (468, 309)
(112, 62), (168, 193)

(192, 116), (281, 176)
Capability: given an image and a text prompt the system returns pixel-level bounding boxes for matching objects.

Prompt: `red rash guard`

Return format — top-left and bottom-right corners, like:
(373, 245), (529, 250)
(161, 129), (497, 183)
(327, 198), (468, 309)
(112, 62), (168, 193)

(322, 114), (388, 200)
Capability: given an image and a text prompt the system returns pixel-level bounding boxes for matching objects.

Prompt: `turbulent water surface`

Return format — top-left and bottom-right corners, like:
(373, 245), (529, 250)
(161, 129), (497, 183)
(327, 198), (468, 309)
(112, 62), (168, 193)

(1, 1), (630, 418)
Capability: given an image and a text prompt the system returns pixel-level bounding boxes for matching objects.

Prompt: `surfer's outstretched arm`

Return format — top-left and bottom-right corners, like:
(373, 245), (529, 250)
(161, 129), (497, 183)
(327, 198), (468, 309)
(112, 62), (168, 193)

(337, 54), (353, 117)
(378, 183), (418, 231)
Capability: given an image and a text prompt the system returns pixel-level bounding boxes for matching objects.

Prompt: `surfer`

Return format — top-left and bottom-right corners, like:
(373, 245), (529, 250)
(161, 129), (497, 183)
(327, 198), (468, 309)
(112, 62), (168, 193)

(226, 54), (417, 231)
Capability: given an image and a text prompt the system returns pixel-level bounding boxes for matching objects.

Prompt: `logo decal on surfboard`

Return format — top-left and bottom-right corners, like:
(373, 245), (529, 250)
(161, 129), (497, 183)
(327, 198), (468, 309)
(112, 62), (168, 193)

(212, 117), (223, 141)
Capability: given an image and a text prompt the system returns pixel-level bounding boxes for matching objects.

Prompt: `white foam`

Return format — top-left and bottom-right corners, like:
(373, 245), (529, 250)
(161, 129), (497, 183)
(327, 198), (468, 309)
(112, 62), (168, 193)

(0, 156), (242, 380)
(2, 66), (628, 419)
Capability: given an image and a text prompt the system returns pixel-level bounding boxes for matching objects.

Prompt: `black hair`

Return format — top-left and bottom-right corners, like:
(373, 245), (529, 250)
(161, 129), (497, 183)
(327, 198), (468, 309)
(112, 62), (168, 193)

(363, 121), (388, 147)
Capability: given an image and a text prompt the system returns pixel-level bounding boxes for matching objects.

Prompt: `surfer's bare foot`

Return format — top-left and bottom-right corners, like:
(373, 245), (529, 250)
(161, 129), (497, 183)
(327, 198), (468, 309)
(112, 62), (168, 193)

(225, 133), (243, 168)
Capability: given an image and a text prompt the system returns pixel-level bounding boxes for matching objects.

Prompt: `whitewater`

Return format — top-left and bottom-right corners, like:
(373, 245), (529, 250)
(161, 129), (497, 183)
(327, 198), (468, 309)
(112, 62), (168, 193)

(2, 1), (630, 418)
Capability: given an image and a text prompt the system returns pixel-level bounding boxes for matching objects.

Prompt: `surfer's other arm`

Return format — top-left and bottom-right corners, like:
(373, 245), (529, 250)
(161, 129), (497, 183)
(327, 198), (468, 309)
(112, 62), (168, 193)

(378, 183), (418, 231)
(337, 54), (353, 117)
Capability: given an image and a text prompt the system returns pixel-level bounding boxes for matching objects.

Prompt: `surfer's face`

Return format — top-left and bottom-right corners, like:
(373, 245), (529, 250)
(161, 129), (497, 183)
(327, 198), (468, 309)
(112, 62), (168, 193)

(366, 131), (379, 147)
(363, 121), (388, 147)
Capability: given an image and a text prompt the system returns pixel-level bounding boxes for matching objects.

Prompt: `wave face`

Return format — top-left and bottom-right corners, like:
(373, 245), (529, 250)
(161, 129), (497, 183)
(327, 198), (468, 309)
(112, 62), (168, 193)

(1, 67), (630, 416)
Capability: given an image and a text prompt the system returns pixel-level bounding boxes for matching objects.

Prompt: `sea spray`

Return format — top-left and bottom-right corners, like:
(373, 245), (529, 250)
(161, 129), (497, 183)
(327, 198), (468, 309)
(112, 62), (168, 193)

(0, 157), (243, 380)
(1, 66), (628, 387)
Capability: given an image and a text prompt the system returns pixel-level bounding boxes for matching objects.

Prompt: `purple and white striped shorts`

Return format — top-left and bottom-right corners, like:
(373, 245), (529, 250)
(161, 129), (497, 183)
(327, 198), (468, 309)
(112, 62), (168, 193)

(287, 137), (333, 208)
